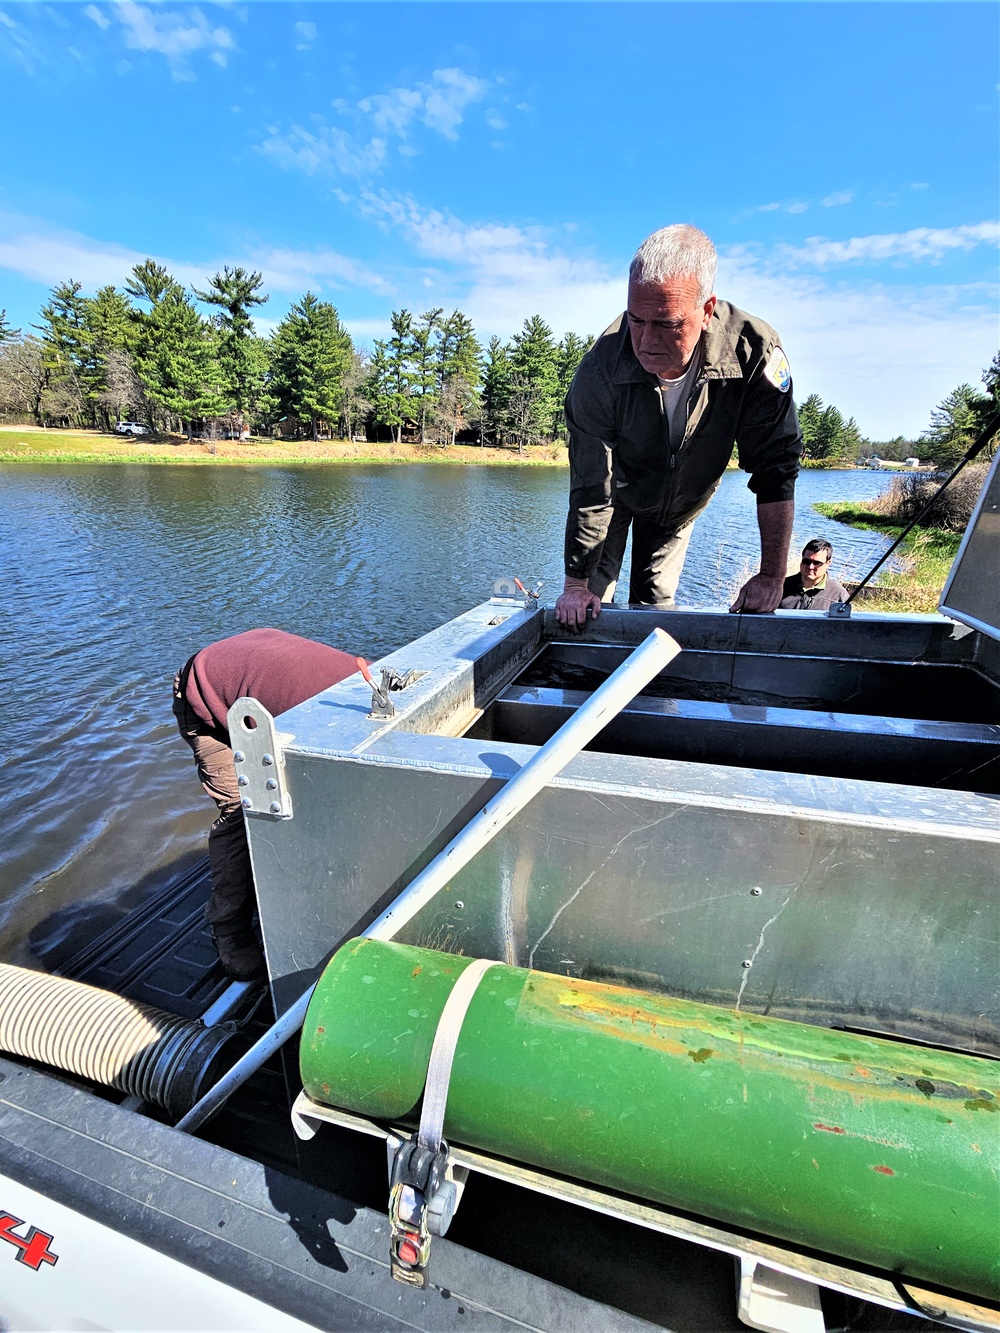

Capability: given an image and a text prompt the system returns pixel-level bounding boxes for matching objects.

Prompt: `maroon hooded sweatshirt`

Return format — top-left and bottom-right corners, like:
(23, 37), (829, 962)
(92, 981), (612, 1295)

(183, 628), (360, 735)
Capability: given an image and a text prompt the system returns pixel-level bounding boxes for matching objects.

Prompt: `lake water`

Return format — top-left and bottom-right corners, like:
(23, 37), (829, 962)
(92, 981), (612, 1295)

(0, 463), (899, 965)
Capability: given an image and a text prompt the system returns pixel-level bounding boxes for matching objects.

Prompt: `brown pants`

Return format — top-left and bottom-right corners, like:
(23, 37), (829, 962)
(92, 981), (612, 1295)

(588, 507), (695, 607)
(172, 668), (254, 931)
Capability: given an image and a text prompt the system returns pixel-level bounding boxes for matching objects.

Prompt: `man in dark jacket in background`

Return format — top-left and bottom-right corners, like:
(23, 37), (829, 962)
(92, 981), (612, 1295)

(780, 539), (848, 610)
(555, 224), (802, 629)
(173, 629), (360, 980)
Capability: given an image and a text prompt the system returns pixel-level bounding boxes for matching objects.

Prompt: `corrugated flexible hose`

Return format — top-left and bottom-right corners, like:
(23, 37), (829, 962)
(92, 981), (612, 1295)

(0, 964), (242, 1119)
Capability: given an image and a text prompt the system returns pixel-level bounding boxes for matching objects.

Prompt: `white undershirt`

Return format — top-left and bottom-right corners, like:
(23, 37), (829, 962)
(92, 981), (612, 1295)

(657, 353), (700, 448)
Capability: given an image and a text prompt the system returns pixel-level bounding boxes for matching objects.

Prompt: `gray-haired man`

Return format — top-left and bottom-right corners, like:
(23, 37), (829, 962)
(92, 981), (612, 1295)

(555, 225), (802, 630)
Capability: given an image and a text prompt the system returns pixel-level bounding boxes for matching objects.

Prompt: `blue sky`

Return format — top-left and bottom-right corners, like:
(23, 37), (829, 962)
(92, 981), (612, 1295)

(0, 1), (997, 439)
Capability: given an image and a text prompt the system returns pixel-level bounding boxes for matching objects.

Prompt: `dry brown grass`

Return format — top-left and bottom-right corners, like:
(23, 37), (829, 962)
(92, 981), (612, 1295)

(0, 427), (568, 467)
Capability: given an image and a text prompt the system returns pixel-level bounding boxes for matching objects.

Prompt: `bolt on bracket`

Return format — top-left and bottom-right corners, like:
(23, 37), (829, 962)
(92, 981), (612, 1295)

(227, 695), (293, 819)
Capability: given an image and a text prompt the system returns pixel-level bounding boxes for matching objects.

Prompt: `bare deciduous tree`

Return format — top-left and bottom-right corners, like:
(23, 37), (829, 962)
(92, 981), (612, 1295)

(0, 337), (46, 422)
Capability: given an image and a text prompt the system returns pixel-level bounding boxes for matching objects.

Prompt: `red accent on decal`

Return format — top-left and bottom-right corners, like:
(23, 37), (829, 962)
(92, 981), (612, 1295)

(0, 1213), (59, 1270)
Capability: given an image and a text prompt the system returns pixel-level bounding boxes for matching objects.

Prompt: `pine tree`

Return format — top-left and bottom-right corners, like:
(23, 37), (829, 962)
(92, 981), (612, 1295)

(973, 354), (1000, 456)
(433, 310), (481, 445)
(270, 293), (352, 440)
(369, 310), (415, 444)
(83, 286), (138, 429)
(480, 336), (513, 447)
(194, 267), (269, 434)
(795, 393), (824, 457)
(410, 308), (443, 444)
(35, 281), (89, 426)
(508, 315), (559, 451)
(921, 384), (986, 469)
(0, 310), (18, 344)
(814, 405), (845, 461)
(125, 261), (182, 308)
(125, 261), (184, 430)
(140, 289), (227, 439)
(554, 332), (592, 438)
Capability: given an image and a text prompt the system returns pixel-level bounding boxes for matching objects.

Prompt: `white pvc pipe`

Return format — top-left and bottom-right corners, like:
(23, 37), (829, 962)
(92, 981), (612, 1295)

(175, 627), (681, 1135)
(363, 626), (681, 941)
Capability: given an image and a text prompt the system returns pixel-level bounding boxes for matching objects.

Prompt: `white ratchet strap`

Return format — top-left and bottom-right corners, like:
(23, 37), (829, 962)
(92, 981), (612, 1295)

(417, 958), (499, 1153)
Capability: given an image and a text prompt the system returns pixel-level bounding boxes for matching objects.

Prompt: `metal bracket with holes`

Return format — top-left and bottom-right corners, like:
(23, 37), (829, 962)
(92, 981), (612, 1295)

(226, 696), (293, 820)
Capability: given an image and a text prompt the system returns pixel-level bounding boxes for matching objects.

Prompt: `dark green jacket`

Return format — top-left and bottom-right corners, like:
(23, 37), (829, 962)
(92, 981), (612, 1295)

(563, 301), (802, 579)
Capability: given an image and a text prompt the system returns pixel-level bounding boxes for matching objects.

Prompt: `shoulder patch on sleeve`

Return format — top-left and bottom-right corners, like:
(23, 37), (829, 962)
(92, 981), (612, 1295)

(763, 346), (791, 392)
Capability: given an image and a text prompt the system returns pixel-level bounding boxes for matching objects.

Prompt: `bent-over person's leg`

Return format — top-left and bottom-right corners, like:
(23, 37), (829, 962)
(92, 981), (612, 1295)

(173, 672), (264, 980)
(588, 502), (633, 603)
(628, 518), (695, 606)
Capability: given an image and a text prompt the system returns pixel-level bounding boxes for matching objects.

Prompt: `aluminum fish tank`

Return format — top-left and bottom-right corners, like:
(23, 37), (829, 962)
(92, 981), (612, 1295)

(240, 592), (999, 1060)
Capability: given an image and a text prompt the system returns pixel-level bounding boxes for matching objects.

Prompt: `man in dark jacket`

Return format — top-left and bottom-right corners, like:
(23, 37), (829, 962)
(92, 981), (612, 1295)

(173, 629), (360, 980)
(555, 225), (802, 630)
(780, 539), (848, 610)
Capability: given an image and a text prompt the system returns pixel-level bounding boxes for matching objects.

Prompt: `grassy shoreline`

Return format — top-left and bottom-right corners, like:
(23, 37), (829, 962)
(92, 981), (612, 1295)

(813, 500), (960, 613)
(0, 427), (565, 467)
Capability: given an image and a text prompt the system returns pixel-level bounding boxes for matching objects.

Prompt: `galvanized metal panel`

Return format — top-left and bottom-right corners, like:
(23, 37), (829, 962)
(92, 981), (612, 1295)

(250, 603), (1000, 1051)
(941, 449), (1000, 642)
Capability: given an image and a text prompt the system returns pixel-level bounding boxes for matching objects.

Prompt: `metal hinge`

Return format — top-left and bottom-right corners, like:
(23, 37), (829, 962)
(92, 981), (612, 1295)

(227, 696), (294, 819)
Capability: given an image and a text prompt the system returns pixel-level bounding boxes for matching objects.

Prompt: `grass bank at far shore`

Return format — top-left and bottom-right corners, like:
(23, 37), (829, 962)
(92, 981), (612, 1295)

(0, 426), (566, 467)
(813, 500), (960, 614)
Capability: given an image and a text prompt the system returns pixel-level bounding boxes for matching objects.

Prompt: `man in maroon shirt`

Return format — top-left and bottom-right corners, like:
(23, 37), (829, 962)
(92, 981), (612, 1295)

(173, 629), (360, 980)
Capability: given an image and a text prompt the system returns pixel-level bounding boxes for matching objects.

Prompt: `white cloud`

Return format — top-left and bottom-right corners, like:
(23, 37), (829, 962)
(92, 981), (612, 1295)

(354, 191), (621, 335)
(787, 202), (809, 215)
(348, 193), (997, 438)
(0, 7), (42, 74)
(0, 213), (394, 304)
(84, 5), (111, 30)
(779, 221), (999, 267)
(259, 122), (386, 179)
(112, 2), (235, 79)
(294, 20), (316, 48)
(821, 190), (853, 208)
(486, 112), (507, 130)
(757, 203), (781, 213)
(263, 66), (490, 183)
(718, 248), (997, 438)
(359, 67), (489, 143)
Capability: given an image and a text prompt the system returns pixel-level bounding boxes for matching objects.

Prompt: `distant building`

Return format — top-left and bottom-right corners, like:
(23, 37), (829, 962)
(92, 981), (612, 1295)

(905, 457), (920, 468)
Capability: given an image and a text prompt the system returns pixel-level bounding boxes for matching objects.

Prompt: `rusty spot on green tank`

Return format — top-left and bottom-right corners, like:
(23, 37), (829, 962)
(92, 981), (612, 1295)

(965, 1098), (998, 1113)
(411, 966), (422, 977)
(915, 1079), (935, 1097)
(872, 1165), (895, 1175)
(316, 1025), (325, 1035)
(814, 1123), (846, 1135)
(690, 1048), (714, 1063)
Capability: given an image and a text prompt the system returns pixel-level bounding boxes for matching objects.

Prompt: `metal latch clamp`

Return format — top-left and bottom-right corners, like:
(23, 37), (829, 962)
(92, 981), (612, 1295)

(357, 658), (428, 720)
(388, 957), (498, 1287)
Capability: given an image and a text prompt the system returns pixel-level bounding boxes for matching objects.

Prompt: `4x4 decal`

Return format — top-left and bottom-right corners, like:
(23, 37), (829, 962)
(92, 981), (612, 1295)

(0, 1211), (59, 1270)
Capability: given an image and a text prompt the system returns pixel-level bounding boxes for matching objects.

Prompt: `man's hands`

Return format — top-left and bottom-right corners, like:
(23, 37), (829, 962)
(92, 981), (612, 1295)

(729, 572), (784, 614)
(555, 577), (602, 633)
(729, 499), (794, 614)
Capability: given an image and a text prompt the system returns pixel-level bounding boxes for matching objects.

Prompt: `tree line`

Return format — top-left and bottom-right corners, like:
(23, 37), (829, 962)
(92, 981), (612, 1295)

(788, 352), (997, 470)
(0, 266), (593, 450)
(0, 271), (995, 465)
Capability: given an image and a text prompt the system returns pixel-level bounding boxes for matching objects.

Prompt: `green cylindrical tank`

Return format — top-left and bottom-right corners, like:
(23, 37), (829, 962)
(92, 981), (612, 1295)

(301, 939), (1000, 1301)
